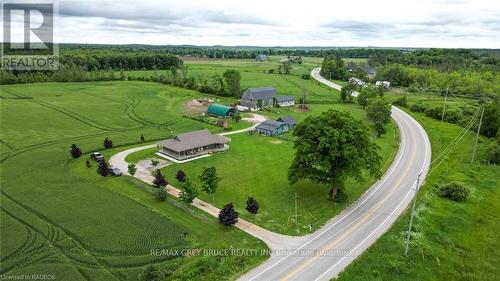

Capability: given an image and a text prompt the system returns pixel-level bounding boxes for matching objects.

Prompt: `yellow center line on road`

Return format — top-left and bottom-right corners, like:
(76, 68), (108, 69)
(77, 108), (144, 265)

(280, 114), (417, 281)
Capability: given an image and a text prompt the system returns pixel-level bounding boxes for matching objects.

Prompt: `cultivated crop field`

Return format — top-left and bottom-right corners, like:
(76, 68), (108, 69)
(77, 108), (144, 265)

(0, 58), (398, 279)
(0, 81), (266, 280)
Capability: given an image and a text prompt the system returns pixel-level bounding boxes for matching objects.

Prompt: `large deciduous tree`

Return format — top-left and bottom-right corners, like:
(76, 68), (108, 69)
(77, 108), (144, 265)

(223, 69), (242, 98)
(366, 98), (391, 137)
(320, 56), (348, 80)
(288, 109), (381, 200)
(340, 84), (355, 103)
(282, 61), (292, 75)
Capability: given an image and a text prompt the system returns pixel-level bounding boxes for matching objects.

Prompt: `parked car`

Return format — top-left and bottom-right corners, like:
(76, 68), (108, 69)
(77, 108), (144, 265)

(108, 166), (122, 176)
(90, 152), (104, 162)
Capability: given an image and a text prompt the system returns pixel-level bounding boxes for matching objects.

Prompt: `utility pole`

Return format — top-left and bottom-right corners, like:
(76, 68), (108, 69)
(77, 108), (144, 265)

(405, 173), (421, 256)
(302, 80), (306, 108)
(441, 87), (449, 122)
(294, 192), (298, 230)
(471, 106), (485, 164)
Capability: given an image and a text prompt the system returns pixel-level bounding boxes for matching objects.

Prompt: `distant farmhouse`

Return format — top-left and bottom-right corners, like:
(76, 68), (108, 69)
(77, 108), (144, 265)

(255, 54), (269, 62)
(255, 115), (297, 136)
(207, 103), (235, 118)
(240, 87), (295, 111)
(158, 129), (230, 161)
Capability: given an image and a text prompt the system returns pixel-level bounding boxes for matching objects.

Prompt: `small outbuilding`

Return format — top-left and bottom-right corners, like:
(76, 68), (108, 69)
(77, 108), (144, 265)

(349, 77), (365, 86)
(375, 81), (391, 89)
(255, 120), (289, 136)
(277, 116), (297, 129)
(275, 96), (295, 107)
(207, 104), (235, 118)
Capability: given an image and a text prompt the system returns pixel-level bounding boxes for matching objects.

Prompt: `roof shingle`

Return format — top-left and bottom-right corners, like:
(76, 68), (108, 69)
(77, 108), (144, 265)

(159, 129), (230, 152)
(242, 87), (277, 101)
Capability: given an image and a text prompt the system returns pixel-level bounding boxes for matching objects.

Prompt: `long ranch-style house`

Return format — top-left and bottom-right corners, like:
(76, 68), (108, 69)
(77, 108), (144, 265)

(158, 129), (230, 161)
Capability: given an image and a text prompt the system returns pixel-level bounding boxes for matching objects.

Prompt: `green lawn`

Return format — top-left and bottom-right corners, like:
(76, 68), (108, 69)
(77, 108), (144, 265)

(336, 109), (500, 281)
(121, 59), (399, 236)
(0, 81), (267, 281)
(0, 59), (399, 279)
(158, 103), (398, 235)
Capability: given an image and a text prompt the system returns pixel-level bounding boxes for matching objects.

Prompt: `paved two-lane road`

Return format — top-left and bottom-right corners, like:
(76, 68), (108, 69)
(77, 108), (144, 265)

(238, 69), (431, 281)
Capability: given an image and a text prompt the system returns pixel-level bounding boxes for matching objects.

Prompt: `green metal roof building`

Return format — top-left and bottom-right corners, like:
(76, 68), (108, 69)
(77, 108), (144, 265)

(207, 104), (235, 118)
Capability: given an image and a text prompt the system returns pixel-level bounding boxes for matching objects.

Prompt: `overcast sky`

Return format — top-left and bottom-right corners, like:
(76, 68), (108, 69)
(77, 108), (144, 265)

(3, 0), (500, 48)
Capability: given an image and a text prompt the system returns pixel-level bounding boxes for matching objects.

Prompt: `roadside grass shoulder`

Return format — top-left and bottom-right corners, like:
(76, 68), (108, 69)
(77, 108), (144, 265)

(336, 109), (500, 281)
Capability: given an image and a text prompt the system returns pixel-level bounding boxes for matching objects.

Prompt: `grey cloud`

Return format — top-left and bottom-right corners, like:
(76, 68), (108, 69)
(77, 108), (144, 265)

(59, 2), (275, 27)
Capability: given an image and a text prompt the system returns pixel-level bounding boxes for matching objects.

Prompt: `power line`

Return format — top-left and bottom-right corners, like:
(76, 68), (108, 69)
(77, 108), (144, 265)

(471, 106), (485, 164)
(430, 107), (480, 167)
(441, 87), (449, 122)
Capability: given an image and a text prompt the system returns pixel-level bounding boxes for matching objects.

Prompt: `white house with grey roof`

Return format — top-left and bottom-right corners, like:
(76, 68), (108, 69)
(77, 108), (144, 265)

(275, 95), (295, 107)
(158, 129), (230, 161)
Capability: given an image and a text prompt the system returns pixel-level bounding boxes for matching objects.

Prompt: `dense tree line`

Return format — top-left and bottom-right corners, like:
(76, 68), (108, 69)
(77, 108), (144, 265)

(1, 53), (181, 84)
(368, 48), (500, 72)
(408, 97), (499, 139)
(60, 53), (181, 71)
(58, 43), (403, 59)
(376, 64), (499, 97)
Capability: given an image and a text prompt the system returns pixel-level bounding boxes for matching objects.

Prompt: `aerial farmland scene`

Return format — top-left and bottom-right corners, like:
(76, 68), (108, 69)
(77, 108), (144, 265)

(0, 0), (499, 280)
